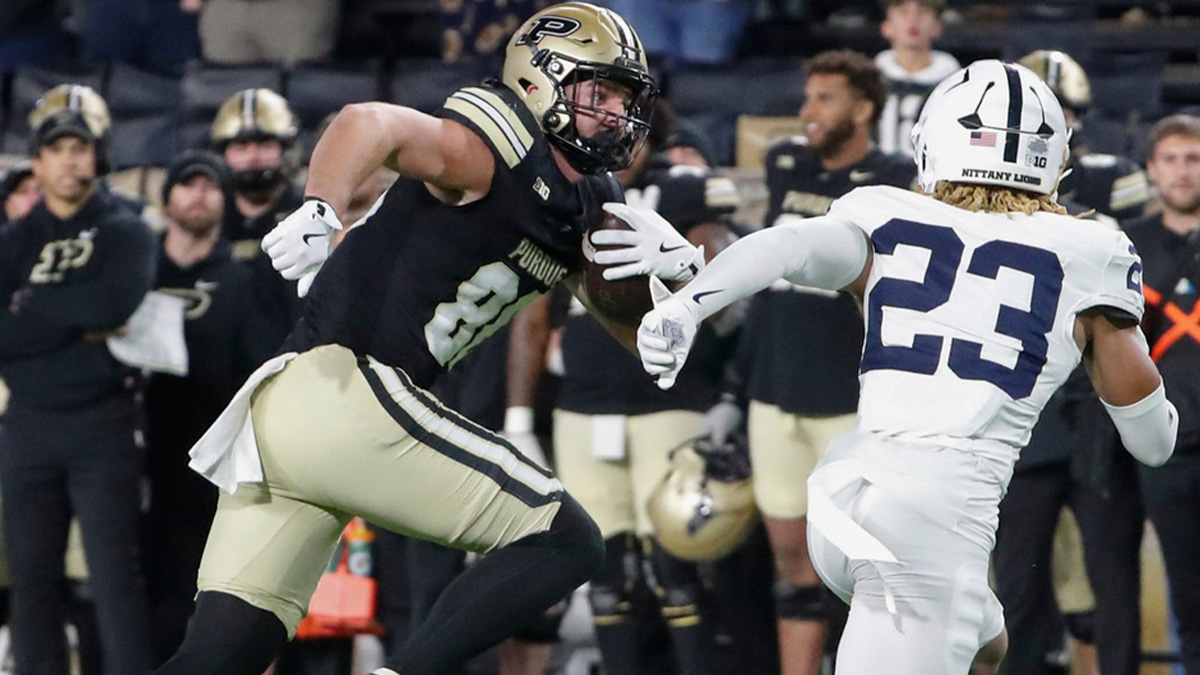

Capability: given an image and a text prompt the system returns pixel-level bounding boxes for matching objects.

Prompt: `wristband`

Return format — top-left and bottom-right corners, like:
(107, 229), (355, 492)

(504, 406), (535, 434)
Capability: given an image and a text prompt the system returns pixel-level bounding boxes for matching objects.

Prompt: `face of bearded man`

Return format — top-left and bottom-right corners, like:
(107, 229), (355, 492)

(167, 175), (224, 237)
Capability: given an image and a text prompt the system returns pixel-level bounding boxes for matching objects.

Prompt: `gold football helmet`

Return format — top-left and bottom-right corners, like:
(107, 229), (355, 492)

(1018, 50), (1091, 112)
(27, 84), (111, 172)
(503, 2), (657, 174)
(647, 438), (757, 562)
(210, 88), (299, 149)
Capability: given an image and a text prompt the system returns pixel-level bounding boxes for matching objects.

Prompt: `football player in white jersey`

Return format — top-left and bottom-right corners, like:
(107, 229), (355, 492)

(629, 60), (1178, 674)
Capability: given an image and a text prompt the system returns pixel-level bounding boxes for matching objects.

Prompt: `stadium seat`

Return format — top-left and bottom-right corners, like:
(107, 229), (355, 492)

(180, 62), (285, 150)
(108, 63), (182, 119)
(109, 115), (182, 170)
(287, 62), (382, 157)
(1086, 51), (1165, 120)
(668, 58), (805, 166)
(387, 59), (488, 113)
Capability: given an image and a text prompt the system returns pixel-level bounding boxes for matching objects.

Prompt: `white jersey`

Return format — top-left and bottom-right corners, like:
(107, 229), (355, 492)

(829, 186), (1144, 485)
(874, 50), (961, 156)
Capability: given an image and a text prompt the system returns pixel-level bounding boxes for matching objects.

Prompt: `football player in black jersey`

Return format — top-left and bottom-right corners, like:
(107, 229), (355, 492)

(210, 88), (307, 348)
(745, 50), (916, 675)
(154, 5), (706, 675)
(508, 107), (742, 675)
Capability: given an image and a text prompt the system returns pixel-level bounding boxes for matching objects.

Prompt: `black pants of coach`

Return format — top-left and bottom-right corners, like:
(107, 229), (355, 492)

(994, 462), (1144, 675)
(0, 398), (152, 675)
(1140, 450), (1200, 675)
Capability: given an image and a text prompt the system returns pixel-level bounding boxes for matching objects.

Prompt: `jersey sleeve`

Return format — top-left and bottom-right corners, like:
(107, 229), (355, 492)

(1108, 157), (1151, 221)
(825, 186), (896, 235)
(1079, 230), (1145, 323)
(439, 84), (541, 173)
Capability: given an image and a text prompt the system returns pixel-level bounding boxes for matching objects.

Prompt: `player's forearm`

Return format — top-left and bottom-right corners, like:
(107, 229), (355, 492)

(674, 216), (868, 323)
(507, 294), (551, 409)
(305, 104), (426, 216)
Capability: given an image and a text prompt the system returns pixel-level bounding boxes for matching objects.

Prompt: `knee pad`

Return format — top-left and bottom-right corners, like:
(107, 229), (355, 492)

(155, 591), (287, 675)
(1064, 611), (1095, 644)
(773, 581), (828, 621)
(589, 534), (641, 625)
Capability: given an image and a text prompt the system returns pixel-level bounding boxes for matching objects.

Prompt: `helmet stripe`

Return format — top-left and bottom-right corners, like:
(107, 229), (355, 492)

(242, 89), (256, 130)
(1002, 64), (1022, 163)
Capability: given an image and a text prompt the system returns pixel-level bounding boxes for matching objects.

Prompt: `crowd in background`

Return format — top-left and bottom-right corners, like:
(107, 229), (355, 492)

(1, 1), (1200, 675)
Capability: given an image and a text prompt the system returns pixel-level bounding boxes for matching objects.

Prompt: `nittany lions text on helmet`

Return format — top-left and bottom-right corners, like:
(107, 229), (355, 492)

(911, 60), (1069, 195)
(503, 2), (657, 175)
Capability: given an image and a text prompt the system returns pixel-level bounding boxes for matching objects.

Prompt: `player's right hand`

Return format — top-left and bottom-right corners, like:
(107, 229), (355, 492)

(638, 276), (699, 390)
(262, 198), (343, 290)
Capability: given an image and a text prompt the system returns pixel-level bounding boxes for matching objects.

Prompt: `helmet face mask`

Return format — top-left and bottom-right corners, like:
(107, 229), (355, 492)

(911, 60), (1069, 196)
(503, 2), (658, 175)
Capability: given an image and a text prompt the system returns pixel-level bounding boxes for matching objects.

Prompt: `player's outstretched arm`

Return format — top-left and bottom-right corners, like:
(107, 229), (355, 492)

(305, 103), (494, 217)
(1081, 311), (1177, 466)
(636, 215), (870, 389)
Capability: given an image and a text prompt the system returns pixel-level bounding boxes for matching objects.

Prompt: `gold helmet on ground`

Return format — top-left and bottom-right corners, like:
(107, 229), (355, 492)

(1018, 50), (1092, 112)
(502, 2), (657, 174)
(210, 88), (298, 149)
(647, 437), (757, 561)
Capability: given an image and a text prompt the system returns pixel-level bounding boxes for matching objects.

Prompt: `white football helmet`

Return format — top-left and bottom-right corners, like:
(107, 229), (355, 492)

(911, 60), (1069, 196)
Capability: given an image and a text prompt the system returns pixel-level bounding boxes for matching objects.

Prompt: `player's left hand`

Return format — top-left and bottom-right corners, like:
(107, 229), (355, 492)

(591, 202), (705, 282)
(262, 198), (343, 291)
(637, 276), (699, 390)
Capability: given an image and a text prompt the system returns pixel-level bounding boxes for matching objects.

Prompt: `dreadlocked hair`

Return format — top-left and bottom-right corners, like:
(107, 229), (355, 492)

(931, 181), (1069, 216)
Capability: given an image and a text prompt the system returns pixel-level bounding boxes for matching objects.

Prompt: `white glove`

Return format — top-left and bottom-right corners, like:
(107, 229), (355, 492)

(502, 406), (549, 469)
(261, 199), (343, 290)
(637, 276), (700, 390)
(704, 399), (744, 446)
(590, 202), (705, 282)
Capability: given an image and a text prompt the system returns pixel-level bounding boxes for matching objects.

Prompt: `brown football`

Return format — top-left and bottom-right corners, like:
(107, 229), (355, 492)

(581, 212), (654, 326)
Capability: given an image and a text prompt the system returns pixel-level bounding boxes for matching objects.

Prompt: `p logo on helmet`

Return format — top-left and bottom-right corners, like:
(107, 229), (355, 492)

(515, 16), (582, 46)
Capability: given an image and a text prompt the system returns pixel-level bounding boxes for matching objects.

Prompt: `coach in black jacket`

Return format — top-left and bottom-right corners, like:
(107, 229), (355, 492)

(0, 105), (155, 675)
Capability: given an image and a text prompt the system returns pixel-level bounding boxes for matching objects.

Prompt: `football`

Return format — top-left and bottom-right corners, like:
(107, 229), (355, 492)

(581, 212), (654, 326)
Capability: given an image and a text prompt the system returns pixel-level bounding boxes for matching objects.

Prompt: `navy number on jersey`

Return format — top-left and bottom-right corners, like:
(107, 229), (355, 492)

(860, 218), (1064, 399)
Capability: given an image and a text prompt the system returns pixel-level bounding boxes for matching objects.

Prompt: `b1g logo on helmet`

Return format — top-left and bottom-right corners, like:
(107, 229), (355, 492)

(516, 16), (582, 46)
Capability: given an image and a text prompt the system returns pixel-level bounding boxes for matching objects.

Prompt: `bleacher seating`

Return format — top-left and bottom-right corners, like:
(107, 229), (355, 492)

(387, 59), (487, 113)
(669, 58), (806, 167)
(107, 64), (184, 169)
(287, 62), (383, 156)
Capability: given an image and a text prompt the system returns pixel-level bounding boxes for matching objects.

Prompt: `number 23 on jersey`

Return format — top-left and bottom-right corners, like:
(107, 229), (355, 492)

(860, 218), (1064, 400)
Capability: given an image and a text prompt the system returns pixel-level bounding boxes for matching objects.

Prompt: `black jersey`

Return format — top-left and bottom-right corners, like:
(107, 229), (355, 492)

(146, 239), (277, 458)
(745, 140), (916, 415)
(0, 190), (155, 412)
(557, 164), (739, 415)
(285, 82), (620, 389)
(1060, 152), (1150, 223)
(227, 187), (306, 350)
(1127, 214), (1200, 448)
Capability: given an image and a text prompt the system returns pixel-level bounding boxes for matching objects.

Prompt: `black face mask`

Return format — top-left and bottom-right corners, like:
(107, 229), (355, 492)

(231, 167), (285, 195)
(582, 127), (633, 172)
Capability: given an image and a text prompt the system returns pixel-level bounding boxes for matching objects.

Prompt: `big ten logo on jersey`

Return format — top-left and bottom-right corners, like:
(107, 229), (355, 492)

(28, 233), (96, 284)
(861, 218), (1064, 400)
(159, 281), (217, 320)
(515, 16), (581, 45)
